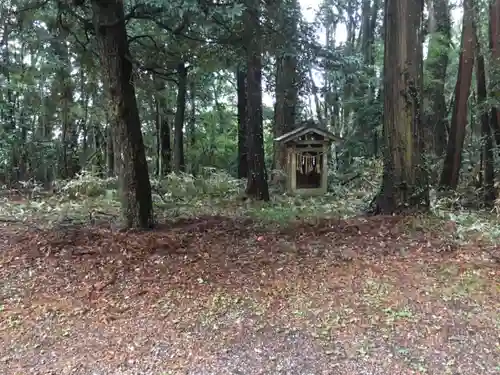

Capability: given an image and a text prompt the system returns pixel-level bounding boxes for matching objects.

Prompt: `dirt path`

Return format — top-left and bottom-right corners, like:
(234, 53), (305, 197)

(0, 216), (498, 374)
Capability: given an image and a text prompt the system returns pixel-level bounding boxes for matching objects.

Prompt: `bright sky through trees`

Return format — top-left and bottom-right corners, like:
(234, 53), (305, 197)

(262, 0), (464, 110)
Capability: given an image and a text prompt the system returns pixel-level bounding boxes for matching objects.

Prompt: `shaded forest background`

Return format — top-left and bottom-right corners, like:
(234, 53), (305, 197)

(1, 0), (500, 228)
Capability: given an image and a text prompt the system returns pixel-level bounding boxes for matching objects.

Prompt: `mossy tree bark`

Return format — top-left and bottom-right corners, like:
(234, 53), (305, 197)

(371, 0), (428, 214)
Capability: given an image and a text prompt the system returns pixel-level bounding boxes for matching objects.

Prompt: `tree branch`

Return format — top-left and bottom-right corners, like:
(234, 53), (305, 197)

(128, 34), (160, 49)
(14, 0), (50, 14)
(140, 66), (178, 84)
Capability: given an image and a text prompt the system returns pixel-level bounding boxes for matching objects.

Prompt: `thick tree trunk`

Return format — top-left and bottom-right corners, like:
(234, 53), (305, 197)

(173, 61), (187, 173)
(91, 0), (153, 229)
(425, 0), (451, 156)
(475, 18), (496, 205)
(371, 0), (428, 214)
(440, 0), (475, 189)
(244, 0), (269, 200)
(236, 66), (248, 179)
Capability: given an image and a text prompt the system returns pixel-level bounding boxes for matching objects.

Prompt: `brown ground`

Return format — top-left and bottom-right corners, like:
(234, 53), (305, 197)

(0, 215), (499, 375)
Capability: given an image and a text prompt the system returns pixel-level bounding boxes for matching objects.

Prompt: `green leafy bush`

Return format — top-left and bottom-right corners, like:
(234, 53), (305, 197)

(152, 168), (244, 202)
(55, 171), (117, 199)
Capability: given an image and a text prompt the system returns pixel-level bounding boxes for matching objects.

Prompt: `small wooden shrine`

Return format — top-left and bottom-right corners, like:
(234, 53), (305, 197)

(274, 124), (339, 195)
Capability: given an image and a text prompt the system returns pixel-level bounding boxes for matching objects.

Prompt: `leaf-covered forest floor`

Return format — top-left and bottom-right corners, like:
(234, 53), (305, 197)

(0, 208), (499, 375)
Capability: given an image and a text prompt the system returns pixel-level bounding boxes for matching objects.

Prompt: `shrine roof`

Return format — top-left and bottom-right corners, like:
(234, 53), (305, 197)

(274, 125), (340, 144)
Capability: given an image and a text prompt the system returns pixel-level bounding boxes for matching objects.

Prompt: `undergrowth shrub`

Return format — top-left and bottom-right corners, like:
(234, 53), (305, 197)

(327, 157), (381, 203)
(152, 169), (244, 201)
(7, 163), (500, 240)
(54, 169), (244, 202)
(55, 171), (117, 199)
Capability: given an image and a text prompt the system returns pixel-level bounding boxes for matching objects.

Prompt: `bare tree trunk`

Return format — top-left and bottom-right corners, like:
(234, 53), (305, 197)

(173, 61), (187, 173)
(489, 0), (500, 146)
(440, 0), (476, 189)
(1, 25), (18, 185)
(371, 0), (428, 213)
(49, 21), (80, 180)
(475, 12), (496, 205)
(188, 80), (196, 173)
(237, 66), (248, 179)
(105, 123), (115, 177)
(244, 0), (269, 200)
(272, 0), (299, 174)
(308, 69), (324, 125)
(425, 0), (451, 156)
(359, 0), (381, 156)
(91, 0), (153, 228)
(155, 93), (171, 177)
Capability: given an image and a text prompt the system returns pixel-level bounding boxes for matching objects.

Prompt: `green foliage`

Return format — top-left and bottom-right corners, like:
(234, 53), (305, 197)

(0, 161), (380, 226)
(152, 169), (245, 201)
(329, 157), (382, 191)
(2, 0), (499, 232)
(55, 171), (117, 199)
(187, 107), (239, 174)
(4, 163), (500, 246)
(432, 197), (500, 242)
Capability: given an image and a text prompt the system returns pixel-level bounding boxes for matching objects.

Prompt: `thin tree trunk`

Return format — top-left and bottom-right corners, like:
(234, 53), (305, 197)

(359, 0), (381, 156)
(1, 26), (18, 185)
(50, 22), (79, 180)
(440, 0), (476, 189)
(106, 124), (115, 177)
(475, 14), (495, 205)
(173, 61), (187, 173)
(309, 69), (324, 126)
(155, 94), (171, 177)
(188, 80), (196, 172)
(236, 66), (248, 179)
(273, 51), (298, 173)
